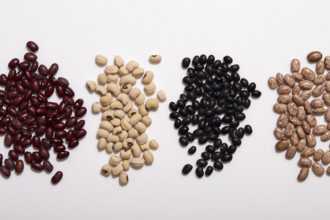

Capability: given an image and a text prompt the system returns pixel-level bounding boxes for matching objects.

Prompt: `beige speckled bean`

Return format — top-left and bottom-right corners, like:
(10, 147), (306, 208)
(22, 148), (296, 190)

(95, 55), (108, 66)
(306, 134), (316, 147)
(283, 74), (295, 87)
(274, 127), (285, 140)
(268, 77), (277, 89)
(144, 82), (156, 96)
(289, 116), (301, 126)
(291, 59), (300, 72)
(292, 85), (301, 96)
(273, 103), (287, 113)
(292, 72), (303, 81)
(313, 149), (324, 161)
(297, 106), (306, 120)
(301, 147), (315, 157)
(321, 130), (330, 141)
(130, 157), (145, 169)
(276, 73), (284, 85)
(301, 121), (311, 134)
(285, 145), (296, 159)
(300, 90), (311, 100)
(311, 99), (324, 108)
(114, 55), (124, 67)
(301, 67), (315, 81)
(284, 123), (294, 137)
(296, 139), (306, 152)
(292, 95), (304, 106)
(296, 126), (305, 139)
(312, 85), (325, 97)
(316, 60), (325, 74)
(278, 94), (292, 104)
(307, 51), (322, 62)
(314, 74), (326, 84)
(322, 150), (330, 165)
(277, 113), (289, 128)
(306, 115), (317, 127)
(299, 158), (312, 167)
(298, 167), (309, 181)
(275, 139), (290, 151)
(287, 102), (297, 116)
(325, 56), (330, 70)
(312, 107), (326, 114)
(323, 93), (330, 105)
(126, 60), (139, 72)
(299, 80), (313, 90)
(290, 132), (299, 146)
(277, 85), (291, 94)
(304, 101), (312, 114)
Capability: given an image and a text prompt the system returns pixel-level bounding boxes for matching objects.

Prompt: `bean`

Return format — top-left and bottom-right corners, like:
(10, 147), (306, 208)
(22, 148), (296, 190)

(51, 171), (63, 184)
(31, 162), (43, 171)
(149, 54), (162, 64)
(15, 160), (24, 173)
(0, 166), (11, 177)
(43, 161), (54, 172)
(26, 41), (39, 52)
(57, 151), (70, 159)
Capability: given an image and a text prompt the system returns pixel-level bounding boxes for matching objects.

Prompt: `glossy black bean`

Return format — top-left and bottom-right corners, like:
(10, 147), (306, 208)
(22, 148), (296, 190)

(187, 68), (196, 77)
(245, 125), (253, 134)
(240, 78), (249, 87)
(214, 160), (223, 170)
(193, 129), (203, 137)
(192, 56), (199, 66)
(201, 152), (210, 160)
(182, 164), (193, 174)
(195, 167), (204, 177)
(191, 115), (199, 124)
(205, 145), (215, 153)
(227, 145), (237, 154)
(221, 154), (233, 162)
(237, 127), (245, 138)
(178, 126), (189, 135)
(170, 112), (179, 119)
(231, 138), (241, 146)
(205, 166), (213, 176)
(211, 152), (221, 161)
(188, 146), (196, 155)
(251, 90), (261, 97)
(182, 58), (191, 68)
(198, 136), (208, 144)
(234, 113), (245, 121)
(179, 137), (188, 146)
(174, 119), (182, 129)
(186, 132), (194, 142)
(183, 76), (193, 84)
(206, 55), (215, 64)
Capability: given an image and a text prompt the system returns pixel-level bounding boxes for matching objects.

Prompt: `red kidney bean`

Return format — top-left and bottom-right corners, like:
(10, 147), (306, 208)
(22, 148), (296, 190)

(21, 128), (32, 138)
(13, 96), (24, 106)
(48, 75), (58, 85)
(68, 139), (79, 148)
(19, 61), (30, 70)
(51, 171), (63, 184)
(15, 160), (24, 173)
(66, 130), (74, 141)
(20, 138), (32, 148)
(8, 69), (16, 80)
(0, 108), (7, 116)
(21, 79), (31, 90)
(7, 90), (18, 99)
(36, 107), (47, 115)
(64, 87), (74, 97)
(43, 160), (53, 172)
(0, 166), (11, 177)
(32, 136), (41, 148)
(46, 110), (57, 118)
(7, 125), (16, 135)
(0, 74), (8, 85)
(63, 96), (74, 105)
(74, 99), (84, 110)
(44, 85), (54, 97)
(41, 138), (51, 149)
(35, 125), (46, 136)
(31, 96), (41, 107)
(65, 107), (72, 118)
(23, 117), (36, 125)
(15, 71), (24, 81)
(58, 77), (69, 87)
(30, 61), (38, 73)
(26, 41), (39, 52)
(24, 52), (37, 62)
(75, 107), (87, 117)
(8, 58), (19, 69)
(5, 81), (15, 91)
(27, 124), (38, 131)
(53, 122), (65, 130)
(51, 138), (63, 145)
(32, 152), (42, 163)
(5, 158), (15, 170)
(45, 117), (53, 126)
(39, 147), (49, 160)
(9, 150), (18, 161)
(48, 63), (59, 75)
(54, 145), (66, 152)
(2, 98), (11, 105)
(75, 129), (87, 139)
(24, 152), (33, 163)
(40, 78), (49, 90)
(6, 106), (18, 117)
(56, 85), (64, 97)
(31, 162), (43, 171)
(54, 115), (65, 122)
(0, 100), (4, 107)
(45, 102), (58, 110)
(31, 79), (40, 92)
(0, 90), (6, 97)
(14, 145), (25, 154)
(4, 133), (13, 146)
(38, 64), (48, 76)
(0, 154), (2, 166)
(57, 101), (66, 114)
(54, 130), (66, 138)
(74, 120), (85, 130)
(46, 127), (53, 139)
(65, 117), (77, 127)
(0, 127), (6, 134)
(27, 105), (36, 116)
(24, 89), (32, 100)
(0, 117), (11, 127)
(12, 118), (23, 129)
(57, 151), (69, 159)
(14, 133), (23, 144)
(36, 116), (46, 125)
(37, 92), (47, 103)
(18, 112), (29, 121)
(33, 73), (43, 80)
(25, 70), (33, 81)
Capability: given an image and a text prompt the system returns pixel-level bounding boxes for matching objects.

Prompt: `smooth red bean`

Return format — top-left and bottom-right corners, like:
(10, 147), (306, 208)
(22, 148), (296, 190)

(23, 117), (36, 125)
(53, 122), (65, 130)
(4, 133), (13, 146)
(66, 130), (74, 141)
(56, 85), (64, 97)
(24, 89), (32, 100)
(32, 80), (40, 92)
(19, 61), (30, 70)
(44, 85), (54, 97)
(0, 108), (7, 116)
(36, 107), (47, 115)
(0, 127), (6, 134)
(65, 107), (72, 118)
(6, 106), (18, 117)
(4, 159), (15, 170)
(63, 96), (74, 105)
(68, 139), (79, 148)
(46, 110), (57, 118)
(31, 96), (41, 108)
(54, 145), (66, 152)
(8, 69), (16, 80)
(24, 152), (33, 163)
(65, 117), (77, 127)
(36, 116), (46, 125)
(14, 133), (23, 144)
(32, 136), (41, 148)
(75, 107), (87, 117)
(58, 77), (69, 87)
(41, 138), (51, 149)
(45, 117), (54, 126)
(57, 151), (69, 159)
(0, 90), (6, 98)
(46, 127), (53, 139)
(32, 152), (42, 163)
(8, 58), (19, 69)
(12, 118), (23, 129)
(18, 112), (29, 121)
(43, 161), (53, 172)
(24, 52), (37, 62)
(15, 71), (24, 81)
(2, 98), (11, 105)
(28, 124), (38, 131)
(75, 129), (87, 139)
(20, 138), (32, 147)
(57, 101), (66, 114)
(0, 154), (2, 166)
(54, 115), (65, 122)
(7, 90), (18, 99)
(14, 145), (25, 154)
(35, 125), (46, 136)
(27, 105), (36, 116)
(13, 96), (24, 106)
(0, 117), (11, 126)
(15, 160), (24, 173)
(74, 120), (85, 130)
(39, 147), (49, 160)
(0, 166), (11, 177)
(38, 64), (48, 76)
(55, 130), (67, 138)
(64, 87), (74, 97)
(18, 101), (28, 111)
(26, 41), (39, 52)
(51, 138), (63, 145)
(51, 171), (63, 184)
(21, 79), (31, 89)
(0, 74), (8, 85)
(31, 162), (43, 171)
(45, 102), (58, 110)
(7, 125), (16, 135)
(9, 150), (18, 161)
(48, 63), (59, 75)
(49, 76), (58, 85)
(37, 92), (47, 103)
(5, 81), (15, 91)
(21, 129), (32, 138)
(74, 99), (84, 109)
(30, 61), (38, 73)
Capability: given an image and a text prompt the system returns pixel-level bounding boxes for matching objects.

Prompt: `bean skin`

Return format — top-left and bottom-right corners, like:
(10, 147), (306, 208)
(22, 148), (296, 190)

(43, 161), (53, 172)
(31, 162), (43, 171)
(8, 58), (19, 69)
(74, 120), (85, 130)
(5, 159), (15, 170)
(32, 152), (42, 163)
(75, 129), (87, 139)
(54, 145), (66, 152)
(26, 41), (39, 52)
(48, 63), (59, 75)
(57, 151), (69, 159)
(45, 85), (55, 97)
(8, 150), (18, 161)
(66, 130), (75, 141)
(24, 152), (33, 164)
(38, 64), (48, 76)
(182, 164), (193, 174)
(15, 160), (24, 173)
(0, 166), (11, 177)
(74, 99), (84, 109)
(68, 139), (79, 148)
(75, 107), (87, 117)
(51, 171), (63, 184)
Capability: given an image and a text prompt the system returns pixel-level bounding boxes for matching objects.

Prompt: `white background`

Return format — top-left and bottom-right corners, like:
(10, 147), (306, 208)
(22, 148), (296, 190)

(0, 0), (329, 219)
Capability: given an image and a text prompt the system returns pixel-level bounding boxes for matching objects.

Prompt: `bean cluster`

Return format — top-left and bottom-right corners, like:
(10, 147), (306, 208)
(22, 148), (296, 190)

(0, 41), (87, 184)
(170, 55), (261, 177)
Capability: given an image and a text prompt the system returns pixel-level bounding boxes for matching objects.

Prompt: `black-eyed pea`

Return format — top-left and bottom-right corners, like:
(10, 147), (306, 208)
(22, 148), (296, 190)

(157, 90), (167, 102)
(101, 164), (112, 177)
(105, 65), (119, 75)
(95, 55), (108, 66)
(123, 138), (134, 150)
(96, 85), (107, 96)
(92, 102), (102, 114)
(135, 122), (146, 134)
(97, 129), (109, 138)
(149, 139), (159, 150)
(123, 102), (133, 113)
(107, 74), (118, 84)
(114, 55), (124, 67)
(129, 87), (141, 100)
(143, 150), (154, 165)
(122, 160), (130, 171)
(101, 104), (111, 112)
(120, 149), (132, 160)
(120, 75), (136, 86)
(97, 138), (107, 150)
(110, 155), (122, 166)
(102, 110), (114, 121)
(119, 173), (128, 186)
(113, 142), (123, 153)
(130, 157), (145, 169)
(100, 120), (114, 132)
(121, 84), (132, 94)
(107, 135), (119, 143)
(119, 131), (128, 142)
(144, 82), (156, 96)
(112, 164), (123, 176)
(128, 129), (139, 139)
(140, 143), (149, 151)
(138, 104), (149, 117)
(149, 54), (162, 64)
(137, 133), (148, 145)
(142, 71), (154, 85)
(106, 143), (113, 154)
(129, 114), (142, 126)
(291, 58), (300, 72)
(132, 67), (144, 78)
(114, 110), (125, 119)
(100, 93), (113, 106)
(86, 80), (97, 92)
(141, 116), (152, 127)
(128, 108), (137, 118)
(316, 60), (325, 74)
(145, 98), (159, 111)
(111, 118), (121, 127)
(110, 100), (123, 110)
(126, 60), (139, 72)
(131, 144), (141, 157)
(121, 118), (132, 131)
(117, 93), (129, 105)
(98, 73), (108, 85)
(107, 83), (120, 97)
(113, 126), (123, 135)
(119, 66), (129, 77)
(135, 93), (146, 106)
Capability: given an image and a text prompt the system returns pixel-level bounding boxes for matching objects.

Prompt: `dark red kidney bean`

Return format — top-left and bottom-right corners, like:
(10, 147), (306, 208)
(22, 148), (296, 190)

(23, 117), (36, 125)
(46, 127), (53, 139)
(15, 71), (24, 81)
(48, 63), (59, 75)
(53, 122), (65, 130)
(57, 151), (69, 159)
(12, 118), (23, 129)
(39, 147), (49, 160)
(45, 102), (58, 110)
(0, 166), (11, 177)
(32, 79), (40, 92)
(21, 138), (32, 147)
(0, 74), (8, 85)
(54, 145), (65, 152)
(2, 98), (11, 106)
(14, 145), (25, 154)
(6, 106), (18, 117)
(32, 152), (42, 163)
(73, 99), (84, 109)
(0, 117), (11, 127)
(58, 77), (69, 87)
(45, 117), (53, 126)
(8, 58), (19, 69)
(74, 120), (85, 130)
(21, 128), (32, 138)
(43, 160), (53, 172)
(14, 133), (23, 144)
(54, 115), (65, 122)
(24, 52), (37, 62)
(75, 107), (87, 117)
(7, 125), (16, 135)
(24, 152), (33, 163)
(28, 124), (38, 131)
(13, 96), (24, 106)
(36, 107), (47, 115)
(0, 90), (6, 97)
(0, 127), (6, 134)
(40, 78), (49, 90)
(51, 138), (63, 145)
(24, 89), (32, 100)
(4, 133), (13, 146)
(37, 92), (47, 103)
(36, 116), (46, 125)
(30, 61), (38, 73)
(19, 61), (30, 70)
(26, 41), (39, 52)
(68, 139), (79, 148)
(75, 129), (87, 139)
(31, 96), (41, 107)
(20, 80), (30, 90)
(65, 117), (77, 127)
(18, 112), (29, 121)
(8, 69), (16, 80)
(31, 162), (43, 171)
(25, 70), (33, 81)
(63, 96), (74, 105)
(46, 110), (57, 118)
(0, 154), (2, 166)
(41, 138), (51, 149)
(64, 87), (74, 97)
(32, 136), (41, 148)
(51, 171), (63, 184)
(66, 130), (74, 141)
(27, 105), (36, 116)
(38, 64), (48, 76)
(56, 85), (64, 97)
(44, 86), (54, 97)
(5, 158), (15, 170)
(65, 107), (72, 118)
(9, 150), (18, 161)
(15, 160), (24, 173)
(5, 81), (15, 91)
(57, 101), (66, 114)
(33, 73), (43, 80)
(35, 125), (46, 136)
(7, 90), (18, 99)
(0, 100), (4, 107)
(0, 108), (7, 116)
(49, 75), (58, 85)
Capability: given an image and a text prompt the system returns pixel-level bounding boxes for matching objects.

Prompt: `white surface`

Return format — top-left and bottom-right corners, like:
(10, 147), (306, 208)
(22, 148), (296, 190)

(0, 0), (330, 219)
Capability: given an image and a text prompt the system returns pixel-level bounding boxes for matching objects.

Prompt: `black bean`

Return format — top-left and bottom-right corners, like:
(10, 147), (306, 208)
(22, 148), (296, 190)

(205, 166), (213, 176)
(195, 167), (204, 177)
(183, 76), (193, 85)
(179, 126), (189, 135)
(199, 54), (207, 64)
(214, 160), (223, 170)
(221, 154), (233, 162)
(169, 102), (178, 111)
(174, 119), (182, 128)
(182, 164), (193, 174)
(192, 56), (199, 66)
(179, 137), (189, 146)
(211, 152), (221, 161)
(170, 112), (179, 119)
(191, 115), (199, 124)
(205, 145), (215, 153)
(245, 125), (253, 134)
(196, 159), (207, 168)
(201, 152), (210, 160)
(232, 138), (241, 146)
(227, 145), (237, 154)
(186, 132), (195, 141)
(251, 90), (261, 98)
(188, 146), (196, 155)
(240, 78), (249, 87)
(214, 139), (222, 148)
(198, 136), (208, 144)
(182, 58), (191, 68)
(223, 56), (233, 64)
(207, 55), (215, 65)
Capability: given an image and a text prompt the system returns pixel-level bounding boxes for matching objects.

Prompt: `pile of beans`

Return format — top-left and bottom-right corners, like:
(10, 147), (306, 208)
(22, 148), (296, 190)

(170, 55), (261, 177)
(87, 54), (165, 185)
(269, 51), (330, 180)
(0, 41), (87, 184)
